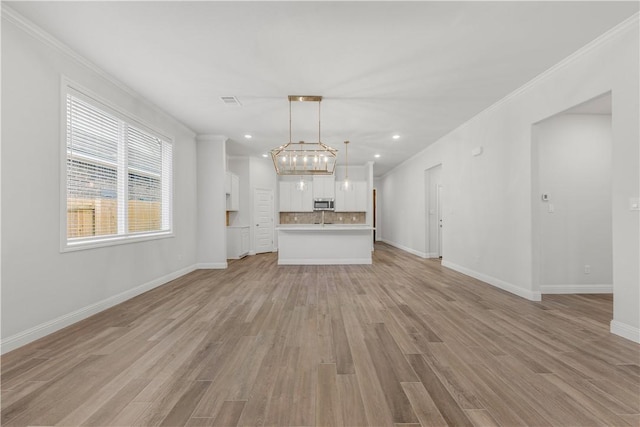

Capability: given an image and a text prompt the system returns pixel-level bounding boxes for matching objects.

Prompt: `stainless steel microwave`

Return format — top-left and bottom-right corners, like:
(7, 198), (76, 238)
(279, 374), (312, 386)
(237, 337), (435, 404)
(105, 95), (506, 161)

(313, 198), (335, 211)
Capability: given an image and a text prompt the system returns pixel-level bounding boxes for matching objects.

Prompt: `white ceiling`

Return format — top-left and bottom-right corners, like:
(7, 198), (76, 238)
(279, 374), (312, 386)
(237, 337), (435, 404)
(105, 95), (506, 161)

(7, 1), (638, 176)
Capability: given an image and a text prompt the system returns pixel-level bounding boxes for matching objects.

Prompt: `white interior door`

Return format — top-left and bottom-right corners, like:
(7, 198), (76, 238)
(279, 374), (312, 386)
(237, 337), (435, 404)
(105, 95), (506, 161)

(254, 188), (274, 254)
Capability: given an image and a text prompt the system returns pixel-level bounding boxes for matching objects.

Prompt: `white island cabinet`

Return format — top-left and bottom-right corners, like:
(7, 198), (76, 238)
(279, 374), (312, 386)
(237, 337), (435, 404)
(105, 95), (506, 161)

(277, 225), (373, 265)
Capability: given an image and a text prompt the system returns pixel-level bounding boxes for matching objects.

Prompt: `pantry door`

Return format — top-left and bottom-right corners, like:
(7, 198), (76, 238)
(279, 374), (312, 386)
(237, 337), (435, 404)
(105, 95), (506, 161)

(254, 188), (274, 254)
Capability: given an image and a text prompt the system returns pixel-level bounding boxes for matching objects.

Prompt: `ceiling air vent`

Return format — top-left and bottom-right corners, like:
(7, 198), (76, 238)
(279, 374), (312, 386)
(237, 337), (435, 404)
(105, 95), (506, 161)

(220, 96), (242, 106)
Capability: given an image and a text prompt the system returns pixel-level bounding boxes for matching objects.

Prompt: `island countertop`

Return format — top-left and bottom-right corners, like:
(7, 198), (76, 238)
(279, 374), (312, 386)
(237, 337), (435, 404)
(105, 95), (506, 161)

(276, 224), (374, 231)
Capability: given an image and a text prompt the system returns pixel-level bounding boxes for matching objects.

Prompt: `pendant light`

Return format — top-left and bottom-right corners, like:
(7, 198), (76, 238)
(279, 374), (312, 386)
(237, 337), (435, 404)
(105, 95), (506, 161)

(270, 96), (338, 176)
(341, 140), (353, 191)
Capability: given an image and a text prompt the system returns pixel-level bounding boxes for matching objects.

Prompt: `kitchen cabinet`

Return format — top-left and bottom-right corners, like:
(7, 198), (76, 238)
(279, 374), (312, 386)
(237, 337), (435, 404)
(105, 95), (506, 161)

(335, 181), (367, 212)
(227, 226), (250, 259)
(225, 172), (239, 211)
(312, 175), (335, 199)
(279, 181), (313, 212)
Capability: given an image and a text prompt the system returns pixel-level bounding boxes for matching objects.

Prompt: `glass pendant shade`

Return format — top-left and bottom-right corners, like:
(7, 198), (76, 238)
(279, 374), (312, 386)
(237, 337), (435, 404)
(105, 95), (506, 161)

(341, 140), (353, 191)
(295, 176), (307, 191)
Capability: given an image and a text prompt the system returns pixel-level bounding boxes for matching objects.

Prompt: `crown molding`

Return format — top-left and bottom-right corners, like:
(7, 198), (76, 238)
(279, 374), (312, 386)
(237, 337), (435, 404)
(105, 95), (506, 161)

(1, 3), (196, 138)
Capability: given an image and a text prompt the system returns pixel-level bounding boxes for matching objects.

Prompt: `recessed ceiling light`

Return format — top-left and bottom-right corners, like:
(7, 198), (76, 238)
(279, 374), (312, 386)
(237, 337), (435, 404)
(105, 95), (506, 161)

(374, 154), (381, 158)
(262, 154), (268, 158)
(392, 134), (400, 140)
(244, 134), (252, 139)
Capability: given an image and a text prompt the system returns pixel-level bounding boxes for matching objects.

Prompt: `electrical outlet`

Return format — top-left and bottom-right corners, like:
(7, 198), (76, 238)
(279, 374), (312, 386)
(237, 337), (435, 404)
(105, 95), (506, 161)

(584, 265), (591, 274)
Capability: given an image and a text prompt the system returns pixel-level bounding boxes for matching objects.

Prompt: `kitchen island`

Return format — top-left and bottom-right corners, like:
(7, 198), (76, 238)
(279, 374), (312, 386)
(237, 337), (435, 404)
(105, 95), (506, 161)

(277, 225), (374, 265)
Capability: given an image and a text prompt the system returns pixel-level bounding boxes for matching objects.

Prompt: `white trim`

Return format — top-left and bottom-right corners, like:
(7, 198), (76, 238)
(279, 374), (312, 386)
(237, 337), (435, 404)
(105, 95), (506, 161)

(378, 13), (640, 180)
(540, 284), (613, 294)
(380, 239), (428, 259)
(196, 262), (228, 269)
(60, 78), (175, 252)
(1, 4), (195, 137)
(610, 320), (640, 344)
(278, 258), (372, 265)
(0, 264), (197, 355)
(441, 260), (542, 302)
(425, 252), (440, 259)
(62, 232), (175, 253)
(63, 78), (173, 145)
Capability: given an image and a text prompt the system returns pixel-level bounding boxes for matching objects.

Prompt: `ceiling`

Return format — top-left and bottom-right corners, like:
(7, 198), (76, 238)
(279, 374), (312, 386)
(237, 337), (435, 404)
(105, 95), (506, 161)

(7, 1), (638, 176)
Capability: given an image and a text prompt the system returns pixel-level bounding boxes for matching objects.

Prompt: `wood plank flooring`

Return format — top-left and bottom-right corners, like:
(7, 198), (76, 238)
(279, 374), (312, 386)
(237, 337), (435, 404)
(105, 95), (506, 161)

(2, 243), (639, 426)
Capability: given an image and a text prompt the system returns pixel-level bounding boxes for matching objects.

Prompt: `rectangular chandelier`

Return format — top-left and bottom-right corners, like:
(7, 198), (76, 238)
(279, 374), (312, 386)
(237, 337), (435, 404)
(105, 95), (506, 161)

(271, 141), (337, 175)
(270, 96), (338, 175)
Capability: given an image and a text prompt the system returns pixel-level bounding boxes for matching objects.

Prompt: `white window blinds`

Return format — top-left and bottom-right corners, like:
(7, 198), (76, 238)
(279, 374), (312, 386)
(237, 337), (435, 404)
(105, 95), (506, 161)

(65, 89), (173, 246)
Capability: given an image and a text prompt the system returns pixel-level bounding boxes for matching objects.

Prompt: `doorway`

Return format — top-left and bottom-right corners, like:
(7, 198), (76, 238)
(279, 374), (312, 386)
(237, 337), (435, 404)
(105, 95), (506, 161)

(373, 188), (377, 242)
(424, 164), (443, 258)
(253, 188), (274, 254)
(532, 92), (613, 296)
(437, 184), (443, 258)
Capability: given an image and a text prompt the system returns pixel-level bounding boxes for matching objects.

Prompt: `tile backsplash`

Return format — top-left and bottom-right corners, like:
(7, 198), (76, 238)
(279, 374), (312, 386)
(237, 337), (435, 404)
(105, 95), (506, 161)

(280, 211), (366, 225)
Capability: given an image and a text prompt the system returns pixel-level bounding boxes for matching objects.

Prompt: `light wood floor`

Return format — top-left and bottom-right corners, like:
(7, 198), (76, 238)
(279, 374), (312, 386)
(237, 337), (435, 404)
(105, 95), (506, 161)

(2, 243), (639, 426)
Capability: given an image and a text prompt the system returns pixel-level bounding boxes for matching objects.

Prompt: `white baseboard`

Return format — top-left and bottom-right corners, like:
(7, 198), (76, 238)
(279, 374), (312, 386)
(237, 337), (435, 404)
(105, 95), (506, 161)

(196, 262), (228, 269)
(441, 260), (542, 302)
(0, 264), (198, 355)
(425, 252), (440, 259)
(610, 320), (640, 343)
(540, 284), (613, 294)
(278, 258), (372, 265)
(380, 239), (428, 259)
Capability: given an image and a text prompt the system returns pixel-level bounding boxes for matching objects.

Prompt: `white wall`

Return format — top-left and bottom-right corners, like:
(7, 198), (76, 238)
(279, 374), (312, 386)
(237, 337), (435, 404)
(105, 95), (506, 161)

(535, 114), (612, 293)
(377, 16), (639, 341)
(1, 15), (199, 352)
(196, 136), (227, 268)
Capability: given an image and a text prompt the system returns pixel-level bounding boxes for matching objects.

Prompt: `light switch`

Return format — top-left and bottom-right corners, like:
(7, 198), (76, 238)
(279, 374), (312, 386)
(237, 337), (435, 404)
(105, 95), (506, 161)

(548, 204), (554, 213)
(630, 198), (640, 211)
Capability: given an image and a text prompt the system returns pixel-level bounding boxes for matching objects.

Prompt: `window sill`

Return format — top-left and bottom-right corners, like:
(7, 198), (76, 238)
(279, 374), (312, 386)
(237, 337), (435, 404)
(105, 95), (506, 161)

(61, 231), (174, 253)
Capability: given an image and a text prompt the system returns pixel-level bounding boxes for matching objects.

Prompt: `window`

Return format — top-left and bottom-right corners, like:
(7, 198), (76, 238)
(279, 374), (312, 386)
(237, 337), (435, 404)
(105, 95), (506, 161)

(64, 84), (173, 250)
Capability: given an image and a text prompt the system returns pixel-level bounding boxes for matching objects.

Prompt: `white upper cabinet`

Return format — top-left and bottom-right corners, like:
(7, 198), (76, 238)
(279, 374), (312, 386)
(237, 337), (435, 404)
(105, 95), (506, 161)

(279, 181), (291, 212)
(312, 175), (335, 199)
(279, 181), (313, 212)
(335, 181), (367, 212)
(226, 172), (239, 211)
